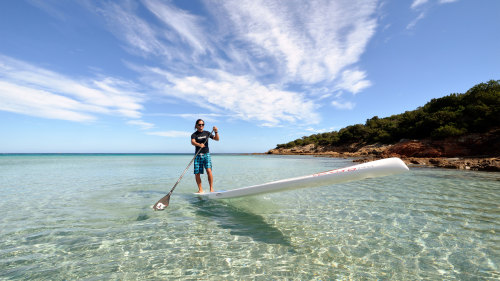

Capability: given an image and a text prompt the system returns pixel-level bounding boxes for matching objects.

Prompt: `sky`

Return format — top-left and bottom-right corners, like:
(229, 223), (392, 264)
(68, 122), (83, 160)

(0, 0), (498, 153)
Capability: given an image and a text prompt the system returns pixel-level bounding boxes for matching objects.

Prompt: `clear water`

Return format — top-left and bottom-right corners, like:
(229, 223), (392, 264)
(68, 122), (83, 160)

(0, 154), (498, 280)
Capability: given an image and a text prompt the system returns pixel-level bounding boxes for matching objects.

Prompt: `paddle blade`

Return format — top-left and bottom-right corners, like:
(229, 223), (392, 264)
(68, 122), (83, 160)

(153, 194), (171, 211)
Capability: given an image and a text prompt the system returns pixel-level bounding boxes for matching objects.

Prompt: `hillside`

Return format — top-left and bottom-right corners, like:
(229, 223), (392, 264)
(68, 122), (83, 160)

(268, 80), (500, 171)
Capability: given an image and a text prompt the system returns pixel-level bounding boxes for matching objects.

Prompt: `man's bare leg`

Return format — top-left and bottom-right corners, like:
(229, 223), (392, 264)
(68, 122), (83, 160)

(206, 168), (214, 192)
(195, 173), (203, 193)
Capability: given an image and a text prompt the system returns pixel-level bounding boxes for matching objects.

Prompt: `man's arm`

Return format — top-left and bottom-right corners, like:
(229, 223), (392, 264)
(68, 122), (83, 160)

(212, 126), (220, 141)
(191, 138), (205, 148)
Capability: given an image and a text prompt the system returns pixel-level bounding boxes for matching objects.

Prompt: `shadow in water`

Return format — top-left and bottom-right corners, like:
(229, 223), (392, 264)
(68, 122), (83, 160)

(192, 199), (293, 246)
(136, 213), (150, 221)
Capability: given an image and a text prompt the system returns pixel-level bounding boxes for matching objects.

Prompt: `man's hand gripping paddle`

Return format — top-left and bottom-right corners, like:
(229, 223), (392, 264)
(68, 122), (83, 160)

(153, 130), (214, 211)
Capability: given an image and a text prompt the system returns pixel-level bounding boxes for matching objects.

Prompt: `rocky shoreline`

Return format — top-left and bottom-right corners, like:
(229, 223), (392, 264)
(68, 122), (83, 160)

(267, 134), (500, 172)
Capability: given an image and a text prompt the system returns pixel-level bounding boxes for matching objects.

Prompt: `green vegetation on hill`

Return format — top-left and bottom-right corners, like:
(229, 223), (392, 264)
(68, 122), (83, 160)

(276, 80), (500, 149)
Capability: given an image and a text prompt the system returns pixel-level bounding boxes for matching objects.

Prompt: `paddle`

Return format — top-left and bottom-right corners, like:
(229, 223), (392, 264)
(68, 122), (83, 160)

(153, 129), (214, 211)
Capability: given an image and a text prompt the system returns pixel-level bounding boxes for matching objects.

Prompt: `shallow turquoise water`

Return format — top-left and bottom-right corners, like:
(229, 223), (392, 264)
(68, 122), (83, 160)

(0, 154), (499, 280)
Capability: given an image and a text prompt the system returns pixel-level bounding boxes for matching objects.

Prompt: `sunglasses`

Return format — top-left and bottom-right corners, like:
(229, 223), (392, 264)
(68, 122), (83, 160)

(197, 123), (205, 126)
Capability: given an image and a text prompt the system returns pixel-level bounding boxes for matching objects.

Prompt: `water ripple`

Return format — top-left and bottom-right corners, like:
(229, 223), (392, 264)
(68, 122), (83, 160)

(1, 155), (499, 279)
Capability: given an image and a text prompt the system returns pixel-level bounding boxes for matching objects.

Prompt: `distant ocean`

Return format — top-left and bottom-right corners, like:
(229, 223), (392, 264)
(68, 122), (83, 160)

(1, 154), (498, 280)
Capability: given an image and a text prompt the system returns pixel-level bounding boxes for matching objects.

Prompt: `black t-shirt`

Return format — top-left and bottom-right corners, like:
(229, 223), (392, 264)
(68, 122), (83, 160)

(191, 130), (214, 154)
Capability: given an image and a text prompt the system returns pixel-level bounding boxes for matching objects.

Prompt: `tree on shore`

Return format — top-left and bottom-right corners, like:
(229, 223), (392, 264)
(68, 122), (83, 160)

(276, 80), (500, 149)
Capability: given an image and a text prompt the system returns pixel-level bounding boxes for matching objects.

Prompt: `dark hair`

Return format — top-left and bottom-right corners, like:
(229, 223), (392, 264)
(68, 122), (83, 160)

(194, 119), (204, 130)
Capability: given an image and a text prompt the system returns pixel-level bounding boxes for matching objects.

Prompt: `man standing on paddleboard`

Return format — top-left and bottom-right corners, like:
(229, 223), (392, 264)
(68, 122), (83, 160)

(191, 119), (219, 193)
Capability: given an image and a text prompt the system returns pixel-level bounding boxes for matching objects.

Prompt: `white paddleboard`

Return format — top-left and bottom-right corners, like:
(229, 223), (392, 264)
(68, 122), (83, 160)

(195, 157), (409, 200)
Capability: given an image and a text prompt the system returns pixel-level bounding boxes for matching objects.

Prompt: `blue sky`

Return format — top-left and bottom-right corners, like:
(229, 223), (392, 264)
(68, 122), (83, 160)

(0, 0), (498, 153)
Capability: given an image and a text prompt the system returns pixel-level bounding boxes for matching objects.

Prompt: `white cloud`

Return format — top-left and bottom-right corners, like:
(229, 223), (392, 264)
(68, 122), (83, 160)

(145, 67), (320, 127)
(411, 0), (458, 9)
(305, 126), (338, 133)
(0, 55), (145, 122)
(127, 120), (154, 130)
(147, 131), (192, 138)
(214, 0), (378, 85)
(409, 0), (459, 29)
(99, 2), (171, 59)
(150, 113), (223, 123)
(407, 12), (426, 30)
(96, 0), (380, 126)
(411, 0), (429, 9)
(337, 70), (372, 94)
(332, 100), (355, 110)
(0, 81), (96, 122)
(142, 0), (209, 55)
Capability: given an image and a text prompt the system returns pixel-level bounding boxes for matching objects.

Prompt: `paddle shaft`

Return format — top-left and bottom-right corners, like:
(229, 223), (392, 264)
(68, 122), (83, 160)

(153, 129), (214, 210)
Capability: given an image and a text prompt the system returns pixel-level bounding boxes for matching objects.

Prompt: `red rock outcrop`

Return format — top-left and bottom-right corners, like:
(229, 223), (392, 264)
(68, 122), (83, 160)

(267, 128), (500, 171)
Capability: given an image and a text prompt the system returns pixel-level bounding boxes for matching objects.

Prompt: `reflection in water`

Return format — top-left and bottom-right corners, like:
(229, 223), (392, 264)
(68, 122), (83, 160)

(192, 199), (292, 246)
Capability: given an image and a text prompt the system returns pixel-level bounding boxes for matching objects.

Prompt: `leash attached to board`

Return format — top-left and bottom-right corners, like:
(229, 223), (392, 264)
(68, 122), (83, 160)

(153, 129), (214, 211)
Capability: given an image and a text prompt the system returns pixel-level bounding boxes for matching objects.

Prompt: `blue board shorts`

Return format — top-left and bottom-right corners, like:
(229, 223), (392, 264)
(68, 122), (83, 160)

(194, 153), (212, 174)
